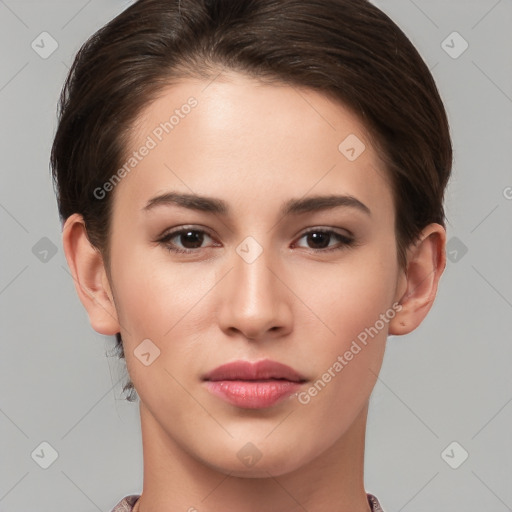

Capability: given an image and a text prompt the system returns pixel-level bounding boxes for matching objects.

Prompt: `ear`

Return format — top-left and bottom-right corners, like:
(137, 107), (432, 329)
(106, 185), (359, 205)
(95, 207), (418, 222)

(62, 213), (120, 336)
(389, 223), (446, 335)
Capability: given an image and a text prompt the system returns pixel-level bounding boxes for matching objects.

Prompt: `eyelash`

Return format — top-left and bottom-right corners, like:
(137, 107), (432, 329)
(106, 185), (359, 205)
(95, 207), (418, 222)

(157, 226), (356, 255)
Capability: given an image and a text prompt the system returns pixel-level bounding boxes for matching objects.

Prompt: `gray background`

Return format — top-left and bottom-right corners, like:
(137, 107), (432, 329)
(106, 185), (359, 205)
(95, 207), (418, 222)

(0, 0), (511, 511)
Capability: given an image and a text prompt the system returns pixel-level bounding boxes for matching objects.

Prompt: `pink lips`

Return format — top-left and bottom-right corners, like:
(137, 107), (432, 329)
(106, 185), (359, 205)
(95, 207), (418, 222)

(202, 359), (306, 409)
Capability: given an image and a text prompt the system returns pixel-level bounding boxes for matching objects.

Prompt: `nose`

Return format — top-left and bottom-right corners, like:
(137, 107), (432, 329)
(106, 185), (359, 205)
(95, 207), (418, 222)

(216, 242), (293, 341)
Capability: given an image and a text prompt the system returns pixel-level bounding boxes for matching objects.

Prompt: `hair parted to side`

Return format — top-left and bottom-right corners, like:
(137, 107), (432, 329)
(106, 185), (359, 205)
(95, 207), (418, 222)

(51, 0), (452, 401)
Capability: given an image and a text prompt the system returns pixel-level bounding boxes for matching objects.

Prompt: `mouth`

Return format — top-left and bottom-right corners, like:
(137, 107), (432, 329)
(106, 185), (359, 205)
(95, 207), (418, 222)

(202, 359), (307, 409)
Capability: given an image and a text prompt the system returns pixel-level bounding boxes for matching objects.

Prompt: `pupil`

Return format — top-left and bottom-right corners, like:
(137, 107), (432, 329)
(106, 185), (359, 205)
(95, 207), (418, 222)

(181, 230), (203, 248)
(308, 232), (329, 248)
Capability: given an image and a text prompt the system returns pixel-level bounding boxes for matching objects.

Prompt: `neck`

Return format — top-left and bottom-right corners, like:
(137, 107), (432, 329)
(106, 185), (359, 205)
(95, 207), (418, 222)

(135, 401), (372, 512)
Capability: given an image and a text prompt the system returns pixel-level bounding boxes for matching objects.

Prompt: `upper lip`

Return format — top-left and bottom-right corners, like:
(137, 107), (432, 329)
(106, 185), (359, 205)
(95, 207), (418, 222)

(203, 359), (307, 383)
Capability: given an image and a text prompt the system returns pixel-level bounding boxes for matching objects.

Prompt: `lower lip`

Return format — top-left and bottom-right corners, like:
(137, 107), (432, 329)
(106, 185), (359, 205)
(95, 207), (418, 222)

(204, 380), (303, 409)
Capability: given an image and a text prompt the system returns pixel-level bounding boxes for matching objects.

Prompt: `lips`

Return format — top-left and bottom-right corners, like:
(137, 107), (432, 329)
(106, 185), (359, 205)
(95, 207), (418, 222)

(202, 359), (307, 409)
(203, 359), (306, 383)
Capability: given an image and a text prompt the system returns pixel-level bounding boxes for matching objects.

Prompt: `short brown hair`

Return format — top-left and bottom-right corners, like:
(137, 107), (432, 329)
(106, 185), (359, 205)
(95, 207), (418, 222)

(51, 0), (452, 400)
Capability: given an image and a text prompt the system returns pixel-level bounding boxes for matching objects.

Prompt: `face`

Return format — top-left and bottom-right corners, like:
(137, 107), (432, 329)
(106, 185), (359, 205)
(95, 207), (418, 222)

(105, 72), (404, 476)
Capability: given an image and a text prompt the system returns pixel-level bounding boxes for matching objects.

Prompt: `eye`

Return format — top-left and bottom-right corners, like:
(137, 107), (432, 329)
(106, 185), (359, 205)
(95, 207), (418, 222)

(158, 227), (217, 254)
(294, 229), (355, 252)
(157, 226), (355, 255)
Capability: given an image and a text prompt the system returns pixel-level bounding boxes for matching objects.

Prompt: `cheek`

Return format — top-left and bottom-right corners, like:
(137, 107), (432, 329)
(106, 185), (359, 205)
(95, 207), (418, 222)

(109, 254), (202, 408)
(296, 245), (398, 400)
(294, 273), (393, 434)
(110, 240), (208, 332)
(314, 248), (398, 336)
(108, 247), (220, 382)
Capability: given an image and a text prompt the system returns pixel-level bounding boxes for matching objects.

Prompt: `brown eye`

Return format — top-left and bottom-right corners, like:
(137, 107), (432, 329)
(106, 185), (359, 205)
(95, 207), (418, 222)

(305, 231), (330, 249)
(176, 230), (205, 249)
(295, 229), (354, 252)
(159, 228), (216, 254)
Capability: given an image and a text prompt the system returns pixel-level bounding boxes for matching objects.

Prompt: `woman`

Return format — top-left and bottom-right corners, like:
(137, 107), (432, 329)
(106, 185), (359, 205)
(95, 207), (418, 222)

(51, 0), (452, 510)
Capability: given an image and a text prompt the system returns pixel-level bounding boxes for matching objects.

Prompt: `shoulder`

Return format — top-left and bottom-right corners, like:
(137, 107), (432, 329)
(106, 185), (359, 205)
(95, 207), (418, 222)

(110, 493), (382, 511)
(110, 494), (141, 512)
(367, 493), (385, 512)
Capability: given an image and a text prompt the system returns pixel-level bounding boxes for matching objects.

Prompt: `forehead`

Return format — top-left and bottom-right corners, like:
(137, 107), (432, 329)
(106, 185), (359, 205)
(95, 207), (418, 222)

(113, 72), (394, 222)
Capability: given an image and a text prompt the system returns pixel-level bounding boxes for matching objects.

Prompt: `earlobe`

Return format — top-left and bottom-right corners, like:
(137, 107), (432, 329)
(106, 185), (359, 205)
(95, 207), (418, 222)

(389, 223), (446, 336)
(62, 213), (120, 336)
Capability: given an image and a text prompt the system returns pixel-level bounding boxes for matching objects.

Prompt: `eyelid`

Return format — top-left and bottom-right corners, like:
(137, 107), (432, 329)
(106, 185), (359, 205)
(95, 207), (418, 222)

(157, 225), (219, 247)
(156, 225), (356, 255)
(292, 227), (355, 251)
(297, 226), (354, 240)
(157, 224), (216, 240)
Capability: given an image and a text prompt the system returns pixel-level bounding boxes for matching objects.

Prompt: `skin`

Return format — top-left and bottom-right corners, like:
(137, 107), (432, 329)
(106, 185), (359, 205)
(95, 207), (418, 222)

(62, 72), (446, 512)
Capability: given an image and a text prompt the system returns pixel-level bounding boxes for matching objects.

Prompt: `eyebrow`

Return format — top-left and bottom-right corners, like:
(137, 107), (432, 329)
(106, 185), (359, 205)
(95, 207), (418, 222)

(142, 192), (371, 217)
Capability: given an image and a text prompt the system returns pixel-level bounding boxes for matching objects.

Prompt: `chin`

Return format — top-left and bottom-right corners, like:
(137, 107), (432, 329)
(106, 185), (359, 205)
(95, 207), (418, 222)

(212, 459), (302, 479)
(199, 440), (315, 479)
